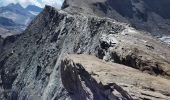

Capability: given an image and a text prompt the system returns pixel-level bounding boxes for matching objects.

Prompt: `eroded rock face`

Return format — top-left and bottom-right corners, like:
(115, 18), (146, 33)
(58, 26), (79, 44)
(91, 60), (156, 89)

(0, 5), (170, 100)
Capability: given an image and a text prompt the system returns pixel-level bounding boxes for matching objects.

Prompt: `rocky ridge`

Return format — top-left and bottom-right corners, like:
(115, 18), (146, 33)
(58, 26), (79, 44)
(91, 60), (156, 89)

(0, 4), (170, 100)
(62, 0), (170, 44)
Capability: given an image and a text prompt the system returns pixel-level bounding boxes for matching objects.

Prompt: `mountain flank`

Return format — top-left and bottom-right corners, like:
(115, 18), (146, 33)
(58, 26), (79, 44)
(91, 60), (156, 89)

(62, 0), (170, 44)
(0, 0), (170, 100)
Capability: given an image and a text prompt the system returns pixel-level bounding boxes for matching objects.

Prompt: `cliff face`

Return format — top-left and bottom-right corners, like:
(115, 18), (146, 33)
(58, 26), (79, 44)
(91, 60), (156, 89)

(0, 4), (170, 100)
(62, 0), (170, 38)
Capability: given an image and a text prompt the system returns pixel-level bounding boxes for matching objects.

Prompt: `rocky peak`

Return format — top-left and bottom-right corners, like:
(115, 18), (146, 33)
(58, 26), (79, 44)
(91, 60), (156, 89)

(0, 4), (170, 100)
(6, 3), (23, 9)
(0, 5), (127, 99)
(4, 3), (27, 14)
(26, 5), (43, 13)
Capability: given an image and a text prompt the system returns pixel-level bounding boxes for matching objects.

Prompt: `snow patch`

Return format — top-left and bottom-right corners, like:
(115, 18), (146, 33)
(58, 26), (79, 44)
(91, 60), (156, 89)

(29, 11), (39, 15)
(159, 36), (170, 44)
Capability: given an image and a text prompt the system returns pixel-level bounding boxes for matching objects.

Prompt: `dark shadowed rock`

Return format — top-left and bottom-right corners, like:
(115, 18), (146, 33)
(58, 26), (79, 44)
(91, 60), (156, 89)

(0, 36), (3, 53)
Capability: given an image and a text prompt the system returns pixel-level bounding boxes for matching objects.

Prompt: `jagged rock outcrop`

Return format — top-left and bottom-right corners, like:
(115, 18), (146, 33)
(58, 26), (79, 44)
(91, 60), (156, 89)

(0, 5), (126, 100)
(61, 54), (170, 100)
(62, 0), (170, 42)
(0, 5), (170, 100)
(61, 55), (133, 100)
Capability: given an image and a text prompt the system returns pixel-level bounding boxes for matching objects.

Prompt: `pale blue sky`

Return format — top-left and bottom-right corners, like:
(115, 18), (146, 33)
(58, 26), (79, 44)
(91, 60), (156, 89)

(0, 0), (64, 8)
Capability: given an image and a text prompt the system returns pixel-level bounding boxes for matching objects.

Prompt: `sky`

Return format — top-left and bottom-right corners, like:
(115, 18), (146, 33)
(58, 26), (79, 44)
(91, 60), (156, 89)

(0, 0), (64, 8)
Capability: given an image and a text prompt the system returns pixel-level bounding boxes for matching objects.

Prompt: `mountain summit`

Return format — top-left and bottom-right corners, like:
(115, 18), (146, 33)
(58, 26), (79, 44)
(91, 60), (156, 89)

(0, 3), (34, 25)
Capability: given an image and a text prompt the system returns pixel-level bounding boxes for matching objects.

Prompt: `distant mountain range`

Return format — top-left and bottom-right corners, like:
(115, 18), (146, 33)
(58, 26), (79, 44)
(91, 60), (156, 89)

(26, 5), (43, 15)
(0, 17), (17, 26)
(0, 3), (43, 38)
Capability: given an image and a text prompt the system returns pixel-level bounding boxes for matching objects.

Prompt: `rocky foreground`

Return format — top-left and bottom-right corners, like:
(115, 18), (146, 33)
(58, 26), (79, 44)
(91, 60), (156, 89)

(0, 4), (170, 100)
(62, 54), (170, 100)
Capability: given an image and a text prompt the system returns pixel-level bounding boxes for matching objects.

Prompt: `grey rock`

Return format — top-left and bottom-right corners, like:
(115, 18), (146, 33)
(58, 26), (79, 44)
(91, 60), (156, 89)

(0, 5), (170, 100)
(0, 5), (126, 100)
(100, 34), (118, 48)
(62, 0), (170, 43)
